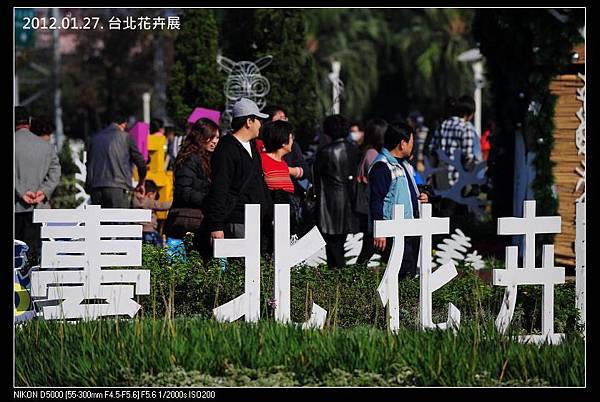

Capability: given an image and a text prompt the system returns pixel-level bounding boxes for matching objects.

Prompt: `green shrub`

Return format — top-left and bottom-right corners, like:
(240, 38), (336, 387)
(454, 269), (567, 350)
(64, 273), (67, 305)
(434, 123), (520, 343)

(139, 246), (581, 336)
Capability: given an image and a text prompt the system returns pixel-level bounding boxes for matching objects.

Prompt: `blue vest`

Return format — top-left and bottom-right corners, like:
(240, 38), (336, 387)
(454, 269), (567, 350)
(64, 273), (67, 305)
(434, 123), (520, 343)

(368, 148), (420, 221)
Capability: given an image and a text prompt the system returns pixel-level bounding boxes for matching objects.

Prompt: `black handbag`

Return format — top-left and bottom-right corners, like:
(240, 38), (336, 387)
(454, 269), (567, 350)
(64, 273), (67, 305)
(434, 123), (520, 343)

(163, 208), (204, 239)
(353, 180), (369, 215)
(271, 190), (303, 230)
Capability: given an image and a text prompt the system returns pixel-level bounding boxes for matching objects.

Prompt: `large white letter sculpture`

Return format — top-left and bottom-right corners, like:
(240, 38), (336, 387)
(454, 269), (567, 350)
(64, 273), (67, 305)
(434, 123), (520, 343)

(374, 203), (460, 332)
(274, 204), (327, 329)
(30, 205), (151, 320)
(493, 200), (564, 344)
(213, 204), (261, 323)
(575, 202), (586, 336)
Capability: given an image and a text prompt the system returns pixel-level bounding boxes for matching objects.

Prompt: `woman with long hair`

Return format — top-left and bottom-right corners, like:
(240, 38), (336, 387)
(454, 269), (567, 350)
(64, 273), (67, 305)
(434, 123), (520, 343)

(164, 118), (220, 250)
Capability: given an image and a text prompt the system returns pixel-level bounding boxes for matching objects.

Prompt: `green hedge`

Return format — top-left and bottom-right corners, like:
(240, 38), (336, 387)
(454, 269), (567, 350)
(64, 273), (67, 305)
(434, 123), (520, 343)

(139, 244), (581, 334)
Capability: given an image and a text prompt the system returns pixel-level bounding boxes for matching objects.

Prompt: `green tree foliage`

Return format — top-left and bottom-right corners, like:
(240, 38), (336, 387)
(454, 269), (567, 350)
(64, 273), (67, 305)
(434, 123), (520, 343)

(473, 9), (584, 230)
(167, 9), (224, 131)
(16, 9), (162, 139)
(305, 9), (391, 121)
(214, 9), (257, 62)
(390, 9), (476, 122)
(75, 10), (176, 133)
(306, 9), (477, 125)
(57, 139), (79, 178)
(252, 9), (320, 148)
(50, 139), (83, 209)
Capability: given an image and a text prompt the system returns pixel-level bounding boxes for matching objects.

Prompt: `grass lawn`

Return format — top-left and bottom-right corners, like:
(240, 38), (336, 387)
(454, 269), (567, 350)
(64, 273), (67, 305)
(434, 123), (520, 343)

(15, 317), (584, 387)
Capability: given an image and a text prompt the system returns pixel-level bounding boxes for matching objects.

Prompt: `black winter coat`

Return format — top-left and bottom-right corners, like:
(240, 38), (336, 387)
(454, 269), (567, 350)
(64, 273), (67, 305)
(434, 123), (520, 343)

(314, 138), (360, 234)
(202, 134), (271, 232)
(171, 154), (211, 209)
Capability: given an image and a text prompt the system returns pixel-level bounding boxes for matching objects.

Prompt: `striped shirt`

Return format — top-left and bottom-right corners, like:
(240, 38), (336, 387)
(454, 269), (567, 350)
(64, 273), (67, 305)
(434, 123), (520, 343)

(430, 116), (477, 186)
(260, 152), (294, 193)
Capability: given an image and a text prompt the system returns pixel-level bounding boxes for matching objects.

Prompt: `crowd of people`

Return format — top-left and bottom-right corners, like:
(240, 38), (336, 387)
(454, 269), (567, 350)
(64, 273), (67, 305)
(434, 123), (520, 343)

(14, 95), (489, 275)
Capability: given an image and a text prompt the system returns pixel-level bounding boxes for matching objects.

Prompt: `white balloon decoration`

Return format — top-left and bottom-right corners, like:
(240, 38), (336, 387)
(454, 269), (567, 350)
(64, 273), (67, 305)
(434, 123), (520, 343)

(344, 233), (381, 267)
(302, 233), (381, 268)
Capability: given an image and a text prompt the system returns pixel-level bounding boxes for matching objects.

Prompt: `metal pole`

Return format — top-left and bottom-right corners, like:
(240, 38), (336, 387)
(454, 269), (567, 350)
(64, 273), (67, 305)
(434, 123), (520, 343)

(52, 8), (64, 151)
(472, 61), (483, 137)
(330, 60), (341, 115)
(15, 74), (19, 106)
(153, 30), (167, 120)
(143, 92), (151, 123)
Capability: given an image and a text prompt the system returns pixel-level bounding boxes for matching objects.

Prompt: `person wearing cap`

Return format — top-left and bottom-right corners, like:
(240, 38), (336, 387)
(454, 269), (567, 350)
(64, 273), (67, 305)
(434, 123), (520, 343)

(194, 98), (272, 261)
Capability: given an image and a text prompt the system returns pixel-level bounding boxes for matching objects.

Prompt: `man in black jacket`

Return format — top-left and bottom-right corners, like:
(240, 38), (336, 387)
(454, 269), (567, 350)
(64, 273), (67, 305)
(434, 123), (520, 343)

(314, 114), (360, 268)
(196, 98), (271, 260)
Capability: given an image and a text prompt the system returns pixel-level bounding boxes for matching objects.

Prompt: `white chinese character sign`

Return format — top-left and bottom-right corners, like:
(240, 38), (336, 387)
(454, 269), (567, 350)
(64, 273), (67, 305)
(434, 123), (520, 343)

(273, 204), (328, 329)
(212, 205), (262, 323)
(493, 200), (565, 344)
(30, 205), (151, 320)
(374, 204), (460, 332)
(213, 204), (328, 329)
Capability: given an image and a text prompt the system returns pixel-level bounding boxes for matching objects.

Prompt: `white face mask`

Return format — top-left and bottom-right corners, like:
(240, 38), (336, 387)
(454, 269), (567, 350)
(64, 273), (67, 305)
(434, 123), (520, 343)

(350, 132), (362, 143)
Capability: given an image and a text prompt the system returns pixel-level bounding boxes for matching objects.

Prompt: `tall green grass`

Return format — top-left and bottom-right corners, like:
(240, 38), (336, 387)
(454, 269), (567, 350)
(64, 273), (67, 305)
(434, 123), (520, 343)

(16, 245), (584, 387)
(15, 317), (584, 387)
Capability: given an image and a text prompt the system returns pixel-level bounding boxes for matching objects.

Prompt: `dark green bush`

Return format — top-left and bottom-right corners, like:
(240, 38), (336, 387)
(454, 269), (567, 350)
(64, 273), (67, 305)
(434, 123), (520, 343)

(139, 244), (581, 335)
